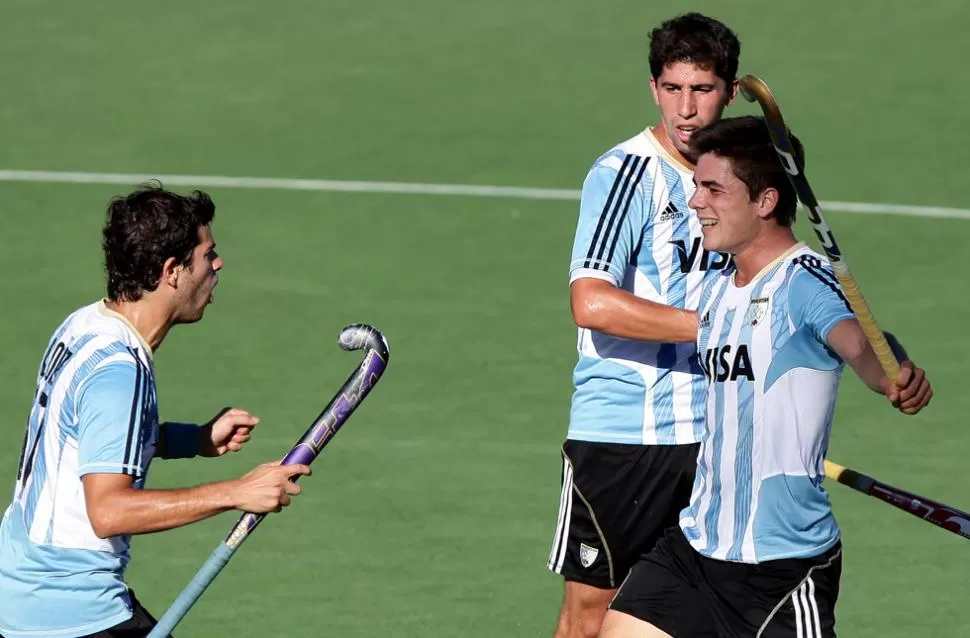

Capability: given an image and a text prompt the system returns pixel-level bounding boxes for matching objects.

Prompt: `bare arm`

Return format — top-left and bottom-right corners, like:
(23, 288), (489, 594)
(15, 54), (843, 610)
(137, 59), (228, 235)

(825, 319), (893, 393)
(825, 319), (932, 414)
(82, 474), (235, 538)
(570, 278), (697, 343)
(82, 462), (311, 539)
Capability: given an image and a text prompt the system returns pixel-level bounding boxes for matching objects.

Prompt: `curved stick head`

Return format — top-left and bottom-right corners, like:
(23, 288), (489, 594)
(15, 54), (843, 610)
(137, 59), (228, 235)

(738, 74), (786, 129)
(738, 74), (769, 104)
(338, 323), (390, 360)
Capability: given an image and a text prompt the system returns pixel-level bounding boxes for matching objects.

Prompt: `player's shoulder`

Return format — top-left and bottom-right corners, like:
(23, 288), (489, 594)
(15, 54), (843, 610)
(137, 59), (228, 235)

(55, 300), (151, 371)
(780, 244), (851, 313)
(783, 245), (838, 286)
(585, 130), (670, 177)
(788, 244), (832, 267)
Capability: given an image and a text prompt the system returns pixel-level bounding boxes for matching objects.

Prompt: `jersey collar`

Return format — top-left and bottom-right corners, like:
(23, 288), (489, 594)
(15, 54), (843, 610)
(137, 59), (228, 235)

(643, 127), (695, 173)
(97, 299), (155, 361)
(732, 242), (807, 290)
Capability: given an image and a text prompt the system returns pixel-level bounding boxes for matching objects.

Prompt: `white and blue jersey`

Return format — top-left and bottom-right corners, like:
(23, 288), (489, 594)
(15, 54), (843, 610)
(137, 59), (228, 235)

(0, 300), (158, 638)
(680, 243), (856, 564)
(568, 129), (731, 446)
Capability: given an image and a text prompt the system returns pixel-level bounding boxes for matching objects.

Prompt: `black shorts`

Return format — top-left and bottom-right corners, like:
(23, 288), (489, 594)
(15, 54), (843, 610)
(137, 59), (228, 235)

(546, 439), (700, 589)
(610, 526), (843, 638)
(79, 589), (171, 638)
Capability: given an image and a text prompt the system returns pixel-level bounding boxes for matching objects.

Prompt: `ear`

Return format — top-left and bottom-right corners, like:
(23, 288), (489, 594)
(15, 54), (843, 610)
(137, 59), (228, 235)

(725, 79), (739, 107)
(757, 187), (780, 221)
(649, 76), (660, 106)
(160, 256), (183, 290)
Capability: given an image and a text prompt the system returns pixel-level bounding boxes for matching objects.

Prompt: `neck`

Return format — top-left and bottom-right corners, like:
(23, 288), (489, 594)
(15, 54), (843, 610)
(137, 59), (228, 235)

(648, 124), (695, 170)
(732, 226), (800, 287)
(103, 297), (175, 351)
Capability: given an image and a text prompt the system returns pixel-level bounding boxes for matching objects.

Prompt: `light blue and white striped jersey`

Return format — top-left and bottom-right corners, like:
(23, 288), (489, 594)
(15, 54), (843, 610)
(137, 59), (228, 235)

(568, 129), (732, 445)
(0, 300), (158, 638)
(680, 243), (856, 563)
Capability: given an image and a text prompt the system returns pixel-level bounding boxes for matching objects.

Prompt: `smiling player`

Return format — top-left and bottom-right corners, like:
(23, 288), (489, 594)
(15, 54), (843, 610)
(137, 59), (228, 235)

(599, 115), (933, 638)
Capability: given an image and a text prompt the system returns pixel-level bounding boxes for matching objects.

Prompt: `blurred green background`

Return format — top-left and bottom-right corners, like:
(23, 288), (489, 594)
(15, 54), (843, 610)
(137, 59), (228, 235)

(1, 1), (967, 636)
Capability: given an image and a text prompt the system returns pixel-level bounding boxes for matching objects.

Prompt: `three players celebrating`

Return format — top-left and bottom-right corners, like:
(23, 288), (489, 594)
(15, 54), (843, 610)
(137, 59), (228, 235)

(551, 12), (932, 638)
(0, 11), (935, 638)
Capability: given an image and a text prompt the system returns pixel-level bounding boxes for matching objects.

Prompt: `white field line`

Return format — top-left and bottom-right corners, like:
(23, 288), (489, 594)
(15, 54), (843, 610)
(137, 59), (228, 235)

(0, 169), (968, 220)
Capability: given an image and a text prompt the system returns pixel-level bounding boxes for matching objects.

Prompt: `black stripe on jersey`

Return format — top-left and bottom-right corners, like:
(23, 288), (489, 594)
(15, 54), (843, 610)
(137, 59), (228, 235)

(583, 154), (633, 267)
(590, 155), (645, 270)
(122, 349), (144, 474)
(602, 157), (649, 266)
(132, 367), (151, 474)
(793, 256), (852, 312)
(18, 421), (43, 485)
(808, 259), (843, 291)
(583, 154), (641, 269)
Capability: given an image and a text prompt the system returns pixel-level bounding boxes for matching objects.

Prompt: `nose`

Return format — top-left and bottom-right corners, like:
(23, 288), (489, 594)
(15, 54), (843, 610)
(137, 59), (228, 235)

(679, 89), (697, 119)
(213, 255), (223, 271)
(688, 189), (704, 210)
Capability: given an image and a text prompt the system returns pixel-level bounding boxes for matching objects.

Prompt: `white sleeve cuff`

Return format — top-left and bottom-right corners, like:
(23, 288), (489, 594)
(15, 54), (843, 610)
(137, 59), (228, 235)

(569, 268), (618, 286)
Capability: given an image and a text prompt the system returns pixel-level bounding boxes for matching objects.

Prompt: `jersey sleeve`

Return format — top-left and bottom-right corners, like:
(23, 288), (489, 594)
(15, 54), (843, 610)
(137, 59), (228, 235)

(569, 155), (651, 286)
(788, 262), (856, 345)
(76, 358), (151, 478)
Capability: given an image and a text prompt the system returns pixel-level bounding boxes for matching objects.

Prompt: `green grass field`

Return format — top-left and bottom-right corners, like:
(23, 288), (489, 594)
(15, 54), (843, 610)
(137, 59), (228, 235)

(1, 1), (969, 636)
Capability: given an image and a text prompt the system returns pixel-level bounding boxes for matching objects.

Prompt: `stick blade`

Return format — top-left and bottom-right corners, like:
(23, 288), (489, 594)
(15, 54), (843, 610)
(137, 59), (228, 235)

(338, 323), (389, 360)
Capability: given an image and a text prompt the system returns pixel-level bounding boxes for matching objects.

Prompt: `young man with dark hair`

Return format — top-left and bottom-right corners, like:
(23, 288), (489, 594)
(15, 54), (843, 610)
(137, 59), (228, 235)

(0, 184), (312, 638)
(598, 115), (933, 638)
(548, 12), (741, 638)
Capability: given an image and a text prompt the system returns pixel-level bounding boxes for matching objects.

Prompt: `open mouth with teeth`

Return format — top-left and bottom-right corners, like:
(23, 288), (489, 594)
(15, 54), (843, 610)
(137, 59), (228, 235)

(675, 126), (697, 143)
(700, 219), (718, 227)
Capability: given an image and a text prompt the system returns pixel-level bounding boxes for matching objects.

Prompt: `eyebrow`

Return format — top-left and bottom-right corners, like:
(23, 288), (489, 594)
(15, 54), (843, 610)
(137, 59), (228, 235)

(699, 179), (723, 189)
(661, 81), (716, 90)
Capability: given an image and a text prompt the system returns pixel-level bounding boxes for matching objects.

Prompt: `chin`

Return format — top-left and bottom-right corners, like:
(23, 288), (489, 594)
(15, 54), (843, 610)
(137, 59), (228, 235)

(701, 234), (722, 252)
(177, 307), (208, 325)
(174, 314), (204, 326)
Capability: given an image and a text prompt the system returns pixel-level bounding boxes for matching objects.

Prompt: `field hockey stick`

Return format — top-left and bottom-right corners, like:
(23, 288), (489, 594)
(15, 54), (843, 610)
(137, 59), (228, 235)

(146, 324), (390, 638)
(824, 460), (970, 541)
(737, 76), (965, 539)
(738, 74), (900, 382)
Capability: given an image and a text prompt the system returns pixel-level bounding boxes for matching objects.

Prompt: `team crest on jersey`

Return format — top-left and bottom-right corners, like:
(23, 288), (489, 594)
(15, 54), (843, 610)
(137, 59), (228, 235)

(746, 297), (769, 326)
(579, 543), (599, 567)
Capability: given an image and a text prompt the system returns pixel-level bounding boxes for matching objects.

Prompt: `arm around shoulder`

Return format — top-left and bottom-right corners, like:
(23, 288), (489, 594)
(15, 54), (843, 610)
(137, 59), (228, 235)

(566, 157), (696, 343)
(569, 277), (698, 343)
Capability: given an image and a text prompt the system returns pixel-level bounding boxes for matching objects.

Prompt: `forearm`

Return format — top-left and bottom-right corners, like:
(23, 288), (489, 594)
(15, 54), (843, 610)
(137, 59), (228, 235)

(572, 280), (697, 342)
(846, 345), (889, 393)
(89, 480), (237, 538)
(831, 321), (907, 393)
(852, 331), (908, 391)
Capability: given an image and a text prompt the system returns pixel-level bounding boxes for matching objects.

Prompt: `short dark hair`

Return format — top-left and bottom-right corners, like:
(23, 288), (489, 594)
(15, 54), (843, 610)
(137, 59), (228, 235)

(688, 115), (804, 227)
(649, 13), (741, 85)
(102, 182), (216, 302)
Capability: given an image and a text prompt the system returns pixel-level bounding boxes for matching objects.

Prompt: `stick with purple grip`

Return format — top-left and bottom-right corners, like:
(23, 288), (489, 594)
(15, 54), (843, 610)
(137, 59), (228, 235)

(147, 324), (390, 637)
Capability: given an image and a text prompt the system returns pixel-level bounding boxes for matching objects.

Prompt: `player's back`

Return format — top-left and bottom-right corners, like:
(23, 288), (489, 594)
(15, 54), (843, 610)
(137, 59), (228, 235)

(0, 300), (158, 638)
(682, 243), (856, 564)
(568, 129), (732, 446)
